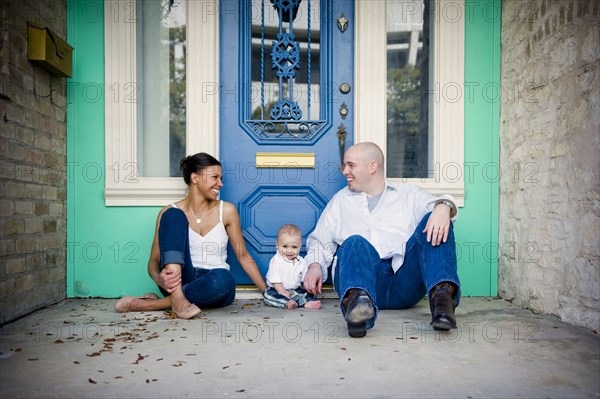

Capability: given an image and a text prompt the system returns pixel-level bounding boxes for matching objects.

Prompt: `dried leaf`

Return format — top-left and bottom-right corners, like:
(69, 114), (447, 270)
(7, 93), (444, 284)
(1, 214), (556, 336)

(236, 389), (245, 393)
(194, 371), (202, 375)
(54, 340), (64, 344)
(87, 352), (101, 357)
(156, 358), (164, 361)
(114, 376), (123, 379)
(89, 378), (97, 384)
(222, 365), (229, 369)
(146, 379), (150, 384)
(74, 361), (80, 364)
(164, 310), (177, 319)
(28, 358), (39, 361)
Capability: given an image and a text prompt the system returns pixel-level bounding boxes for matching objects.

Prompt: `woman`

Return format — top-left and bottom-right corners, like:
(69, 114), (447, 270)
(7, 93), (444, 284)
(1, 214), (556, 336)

(115, 153), (267, 318)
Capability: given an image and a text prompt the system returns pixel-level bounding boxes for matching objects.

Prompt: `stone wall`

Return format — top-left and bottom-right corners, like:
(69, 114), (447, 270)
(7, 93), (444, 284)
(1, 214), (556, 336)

(499, 0), (599, 330)
(0, 0), (67, 323)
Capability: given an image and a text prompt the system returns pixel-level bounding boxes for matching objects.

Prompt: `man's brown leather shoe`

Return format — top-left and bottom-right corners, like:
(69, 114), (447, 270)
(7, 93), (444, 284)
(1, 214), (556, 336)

(342, 289), (375, 338)
(429, 282), (457, 330)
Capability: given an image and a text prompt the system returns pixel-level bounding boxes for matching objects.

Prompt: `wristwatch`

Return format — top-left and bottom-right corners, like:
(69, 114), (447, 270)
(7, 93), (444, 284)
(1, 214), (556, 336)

(435, 199), (457, 218)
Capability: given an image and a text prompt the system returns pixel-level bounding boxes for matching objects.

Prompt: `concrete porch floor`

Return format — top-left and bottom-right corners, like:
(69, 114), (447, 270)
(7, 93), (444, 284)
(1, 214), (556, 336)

(0, 296), (598, 399)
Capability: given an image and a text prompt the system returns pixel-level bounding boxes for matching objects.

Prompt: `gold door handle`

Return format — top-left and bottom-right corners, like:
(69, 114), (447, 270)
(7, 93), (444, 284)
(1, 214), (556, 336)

(337, 123), (346, 171)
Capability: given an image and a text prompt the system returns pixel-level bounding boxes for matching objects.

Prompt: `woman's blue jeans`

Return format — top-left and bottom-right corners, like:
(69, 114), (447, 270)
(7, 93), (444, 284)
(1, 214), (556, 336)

(334, 212), (461, 329)
(158, 208), (236, 308)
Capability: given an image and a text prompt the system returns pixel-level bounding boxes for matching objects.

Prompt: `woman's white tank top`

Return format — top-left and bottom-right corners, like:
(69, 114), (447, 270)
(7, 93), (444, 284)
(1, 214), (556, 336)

(171, 201), (229, 270)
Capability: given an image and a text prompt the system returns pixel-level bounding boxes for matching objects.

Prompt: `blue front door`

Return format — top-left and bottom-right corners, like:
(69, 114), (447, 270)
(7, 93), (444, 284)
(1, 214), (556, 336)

(220, 0), (354, 283)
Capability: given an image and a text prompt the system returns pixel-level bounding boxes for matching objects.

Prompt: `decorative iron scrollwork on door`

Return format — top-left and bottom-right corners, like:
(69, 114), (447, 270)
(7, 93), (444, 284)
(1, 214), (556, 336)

(242, 0), (330, 143)
(270, 1), (302, 121)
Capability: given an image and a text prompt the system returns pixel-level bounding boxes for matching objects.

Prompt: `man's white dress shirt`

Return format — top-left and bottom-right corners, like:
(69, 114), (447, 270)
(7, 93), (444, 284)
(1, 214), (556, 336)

(304, 182), (457, 279)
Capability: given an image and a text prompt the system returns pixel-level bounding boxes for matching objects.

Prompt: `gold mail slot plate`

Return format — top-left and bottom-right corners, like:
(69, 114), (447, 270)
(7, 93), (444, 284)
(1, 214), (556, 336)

(256, 152), (315, 168)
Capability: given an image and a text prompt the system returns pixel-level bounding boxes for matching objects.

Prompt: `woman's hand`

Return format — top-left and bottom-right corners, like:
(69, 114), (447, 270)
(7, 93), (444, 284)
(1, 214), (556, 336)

(223, 202), (268, 292)
(156, 267), (181, 293)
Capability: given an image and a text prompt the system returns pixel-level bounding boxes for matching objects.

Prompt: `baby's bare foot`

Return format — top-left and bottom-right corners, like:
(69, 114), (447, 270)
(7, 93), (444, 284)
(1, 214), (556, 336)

(286, 300), (299, 309)
(304, 300), (321, 309)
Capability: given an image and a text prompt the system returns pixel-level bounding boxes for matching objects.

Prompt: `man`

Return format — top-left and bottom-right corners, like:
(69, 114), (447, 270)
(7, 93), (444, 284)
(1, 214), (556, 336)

(303, 142), (460, 338)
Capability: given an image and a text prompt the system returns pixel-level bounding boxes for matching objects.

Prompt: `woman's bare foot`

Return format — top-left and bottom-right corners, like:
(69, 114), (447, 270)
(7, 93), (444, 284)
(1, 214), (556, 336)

(170, 293), (201, 319)
(115, 293), (161, 312)
(172, 302), (201, 319)
(115, 296), (137, 312)
(304, 300), (321, 309)
(285, 299), (299, 309)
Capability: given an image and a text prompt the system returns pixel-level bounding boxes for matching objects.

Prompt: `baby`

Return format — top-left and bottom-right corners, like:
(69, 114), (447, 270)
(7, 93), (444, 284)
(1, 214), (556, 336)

(263, 224), (321, 309)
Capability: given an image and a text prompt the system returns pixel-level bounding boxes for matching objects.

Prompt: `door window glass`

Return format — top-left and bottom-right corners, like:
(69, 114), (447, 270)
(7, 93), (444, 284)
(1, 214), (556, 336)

(247, 0), (326, 141)
(386, 0), (431, 178)
(136, 0), (186, 177)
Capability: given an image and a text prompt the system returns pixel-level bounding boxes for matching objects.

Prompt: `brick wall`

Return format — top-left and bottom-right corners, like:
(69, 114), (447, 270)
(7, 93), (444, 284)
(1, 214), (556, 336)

(0, 0), (67, 323)
(499, 0), (599, 330)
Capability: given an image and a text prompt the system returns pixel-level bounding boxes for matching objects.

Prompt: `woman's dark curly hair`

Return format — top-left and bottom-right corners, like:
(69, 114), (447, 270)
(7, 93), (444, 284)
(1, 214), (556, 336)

(179, 153), (221, 185)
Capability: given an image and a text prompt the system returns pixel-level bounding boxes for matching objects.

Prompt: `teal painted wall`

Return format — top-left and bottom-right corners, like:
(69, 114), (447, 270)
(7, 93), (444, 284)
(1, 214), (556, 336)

(457, 0), (501, 296)
(66, 0), (500, 298)
(67, 0), (158, 297)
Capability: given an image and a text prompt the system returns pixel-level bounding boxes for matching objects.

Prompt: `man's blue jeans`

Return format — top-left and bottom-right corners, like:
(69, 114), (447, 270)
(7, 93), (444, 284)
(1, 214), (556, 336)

(334, 212), (460, 329)
(158, 207), (236, 308)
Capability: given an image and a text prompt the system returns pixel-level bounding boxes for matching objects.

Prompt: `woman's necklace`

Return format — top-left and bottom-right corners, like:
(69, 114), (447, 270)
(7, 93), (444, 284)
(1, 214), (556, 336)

(187, 200), (209, 224)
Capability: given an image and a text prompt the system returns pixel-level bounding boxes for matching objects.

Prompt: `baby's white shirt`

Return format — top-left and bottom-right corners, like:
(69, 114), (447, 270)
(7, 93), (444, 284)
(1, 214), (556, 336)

(266, 252), (308, 290)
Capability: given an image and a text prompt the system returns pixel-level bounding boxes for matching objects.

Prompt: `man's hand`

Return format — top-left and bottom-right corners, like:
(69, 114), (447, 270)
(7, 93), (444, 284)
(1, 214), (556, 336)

(156, 268), (181, 293)
(423, 204), (452, 246)
(304, 263), (323, 295)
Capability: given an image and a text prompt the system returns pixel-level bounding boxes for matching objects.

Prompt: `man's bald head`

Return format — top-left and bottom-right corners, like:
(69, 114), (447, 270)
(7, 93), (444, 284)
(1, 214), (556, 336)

(342, 142), (386, 196)
(351, 142), (385, 175)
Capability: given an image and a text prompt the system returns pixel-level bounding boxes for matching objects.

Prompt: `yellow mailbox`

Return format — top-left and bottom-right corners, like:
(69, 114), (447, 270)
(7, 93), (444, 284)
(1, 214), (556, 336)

(27, 23), (73, 78)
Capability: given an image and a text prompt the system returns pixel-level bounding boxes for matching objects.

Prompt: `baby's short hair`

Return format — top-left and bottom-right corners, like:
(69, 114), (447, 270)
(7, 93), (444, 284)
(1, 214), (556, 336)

(277, 224), (302, 239)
